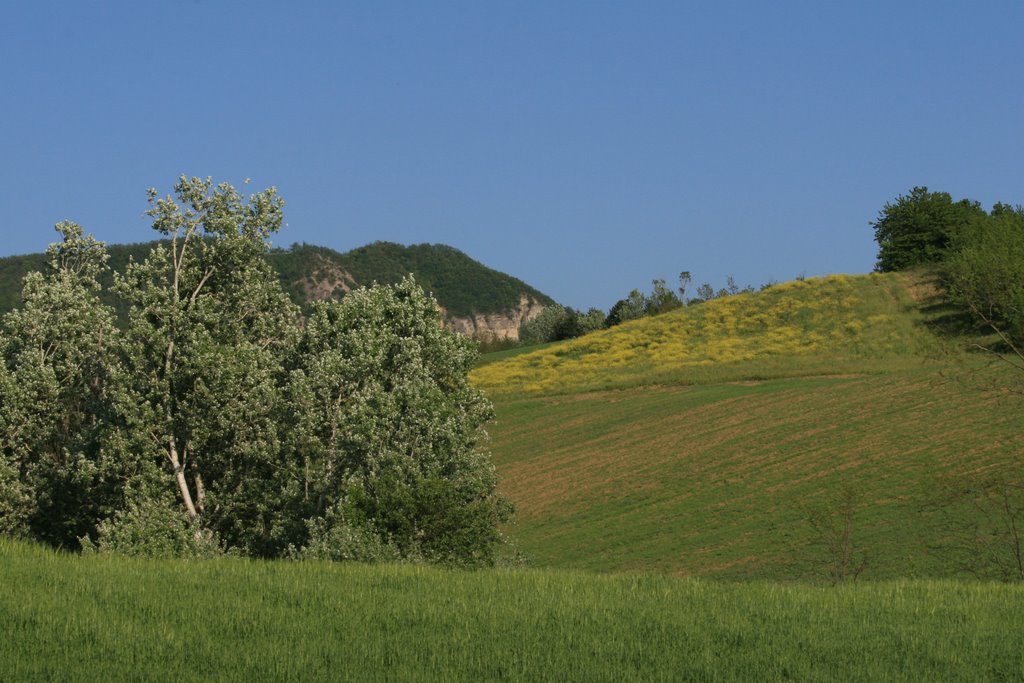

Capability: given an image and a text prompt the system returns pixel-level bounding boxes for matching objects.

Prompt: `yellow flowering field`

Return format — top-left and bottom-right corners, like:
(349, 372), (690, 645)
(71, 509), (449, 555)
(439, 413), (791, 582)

(472, 273), (944, 395)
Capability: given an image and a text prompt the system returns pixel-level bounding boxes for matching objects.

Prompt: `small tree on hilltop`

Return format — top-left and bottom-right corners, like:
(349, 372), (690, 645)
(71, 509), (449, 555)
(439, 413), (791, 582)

(645, 279), (682, 316)
(944, 205), (1024, 350)
(606, 289), (647, 327)
(872, 186), (985, 272)
(577, 308), (607, 334)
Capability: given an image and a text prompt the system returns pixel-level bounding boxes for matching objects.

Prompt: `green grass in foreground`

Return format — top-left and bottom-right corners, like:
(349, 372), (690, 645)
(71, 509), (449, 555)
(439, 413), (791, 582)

(2, 539), (1022, 682)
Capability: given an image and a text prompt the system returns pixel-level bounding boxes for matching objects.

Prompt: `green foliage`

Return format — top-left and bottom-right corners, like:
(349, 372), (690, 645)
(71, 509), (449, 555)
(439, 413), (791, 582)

(518, 305), (605, 346)
(0, 178), (510, 566)
(82, 491), (225, 559)
(606, 272), (750, 327)
(576, 308), (606, 335)
(693, 281), (715, 302)
(474, 336), (520, 354)
(0, 241), (168, 322)
(107, 177), (300, 557)
(605, 288), (646, 326)
(4, 539), (1024, 681)
(0, 223), (124, 548)
(0, 253), (46, 316)
(872, 186), (986, 272)
(518, 305), (565, 345)
(294, 515), (403, 563)
(943, 204), (1024, 343)
(285, 278), (511, 566)
(1, 240), (556, 325)
(645, 278), (682, 315)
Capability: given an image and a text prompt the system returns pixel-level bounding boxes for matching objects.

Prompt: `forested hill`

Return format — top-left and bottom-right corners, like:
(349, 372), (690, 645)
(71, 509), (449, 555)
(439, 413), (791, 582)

(269, 241), (555, 317)
(0, 241), (161, 321)
(0, 240), (555, 321)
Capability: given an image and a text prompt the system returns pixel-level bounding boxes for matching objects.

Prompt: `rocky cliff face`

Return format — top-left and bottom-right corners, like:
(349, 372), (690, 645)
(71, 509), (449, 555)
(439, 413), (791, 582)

(442, 294), (546, 342)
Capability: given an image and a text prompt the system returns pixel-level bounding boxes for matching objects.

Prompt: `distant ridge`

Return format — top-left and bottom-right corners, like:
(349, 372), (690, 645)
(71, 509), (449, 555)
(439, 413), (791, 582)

(0, 240), (555, 337)
(268, 241), (554, 318)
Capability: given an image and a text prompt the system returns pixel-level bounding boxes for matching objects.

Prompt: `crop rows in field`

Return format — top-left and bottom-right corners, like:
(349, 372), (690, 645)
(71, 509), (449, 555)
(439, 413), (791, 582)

(488, 366), (1022, 580)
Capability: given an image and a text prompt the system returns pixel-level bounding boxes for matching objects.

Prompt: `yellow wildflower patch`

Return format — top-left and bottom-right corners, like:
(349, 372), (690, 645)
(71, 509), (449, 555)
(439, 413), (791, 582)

(471, 273), (938, 395)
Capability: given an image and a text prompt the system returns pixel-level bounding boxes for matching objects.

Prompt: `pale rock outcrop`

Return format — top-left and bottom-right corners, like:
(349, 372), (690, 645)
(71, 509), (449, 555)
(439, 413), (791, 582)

(295, 255), (357, 301)
(442, 294), (546, 342)
(294, 255), (546, 341)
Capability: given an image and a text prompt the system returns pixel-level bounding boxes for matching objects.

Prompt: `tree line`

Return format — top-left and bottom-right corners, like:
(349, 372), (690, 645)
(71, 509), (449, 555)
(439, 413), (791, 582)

(0, 177), (511, 565)
(517, 272), (760, 346)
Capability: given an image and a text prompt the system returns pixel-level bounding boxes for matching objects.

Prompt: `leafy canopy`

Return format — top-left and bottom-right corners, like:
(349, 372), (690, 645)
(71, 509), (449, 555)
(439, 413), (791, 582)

(872, 186), (986, 272)
(0, 177), (510, 565)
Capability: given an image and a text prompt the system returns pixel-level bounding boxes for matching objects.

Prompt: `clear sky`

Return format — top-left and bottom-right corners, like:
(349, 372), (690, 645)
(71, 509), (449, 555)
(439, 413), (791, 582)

(2, 1), (1021, 310)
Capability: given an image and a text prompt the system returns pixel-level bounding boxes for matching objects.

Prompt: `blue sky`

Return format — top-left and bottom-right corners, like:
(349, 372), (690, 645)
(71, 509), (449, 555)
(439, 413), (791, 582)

(2, 1), (1021, 310)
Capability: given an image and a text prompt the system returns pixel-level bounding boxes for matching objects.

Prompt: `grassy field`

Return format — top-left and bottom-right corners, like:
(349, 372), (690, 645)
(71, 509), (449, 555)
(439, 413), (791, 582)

(476, 273), (1024, 580)
(488, 367), (1022, 580)
(3, 539), (1023, 682)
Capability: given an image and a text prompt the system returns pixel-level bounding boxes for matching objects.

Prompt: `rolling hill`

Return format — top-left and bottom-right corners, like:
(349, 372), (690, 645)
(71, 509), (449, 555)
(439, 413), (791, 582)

(475, 272), (1023, 581)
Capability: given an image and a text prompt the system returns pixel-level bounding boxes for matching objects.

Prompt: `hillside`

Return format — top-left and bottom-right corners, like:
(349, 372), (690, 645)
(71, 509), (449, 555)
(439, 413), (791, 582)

(268, 242), (553, 339)
(0, 240), (553, 338)
(475, 273), (1024, 580)
(473, 273), (948, 394)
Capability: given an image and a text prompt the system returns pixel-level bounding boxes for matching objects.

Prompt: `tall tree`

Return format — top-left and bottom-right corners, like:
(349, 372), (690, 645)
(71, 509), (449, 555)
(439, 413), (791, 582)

(0, 223), (121, 546)
(286, 278), (510, 565)
(109, 177), (301, 555)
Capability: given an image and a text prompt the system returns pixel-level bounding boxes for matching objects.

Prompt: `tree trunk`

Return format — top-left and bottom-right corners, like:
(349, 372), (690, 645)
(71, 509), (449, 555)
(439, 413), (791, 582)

(167, 434), (198, 521)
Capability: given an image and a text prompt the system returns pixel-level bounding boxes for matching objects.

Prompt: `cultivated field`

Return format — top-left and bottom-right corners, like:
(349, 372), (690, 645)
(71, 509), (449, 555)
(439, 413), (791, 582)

(477, 273), (1023, 580)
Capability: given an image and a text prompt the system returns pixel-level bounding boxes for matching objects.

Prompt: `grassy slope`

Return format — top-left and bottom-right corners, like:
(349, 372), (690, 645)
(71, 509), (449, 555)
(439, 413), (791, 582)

(476, 273), (1023, 580)
(3, 539), (1022, 682)
(473, 273), (949, 395)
